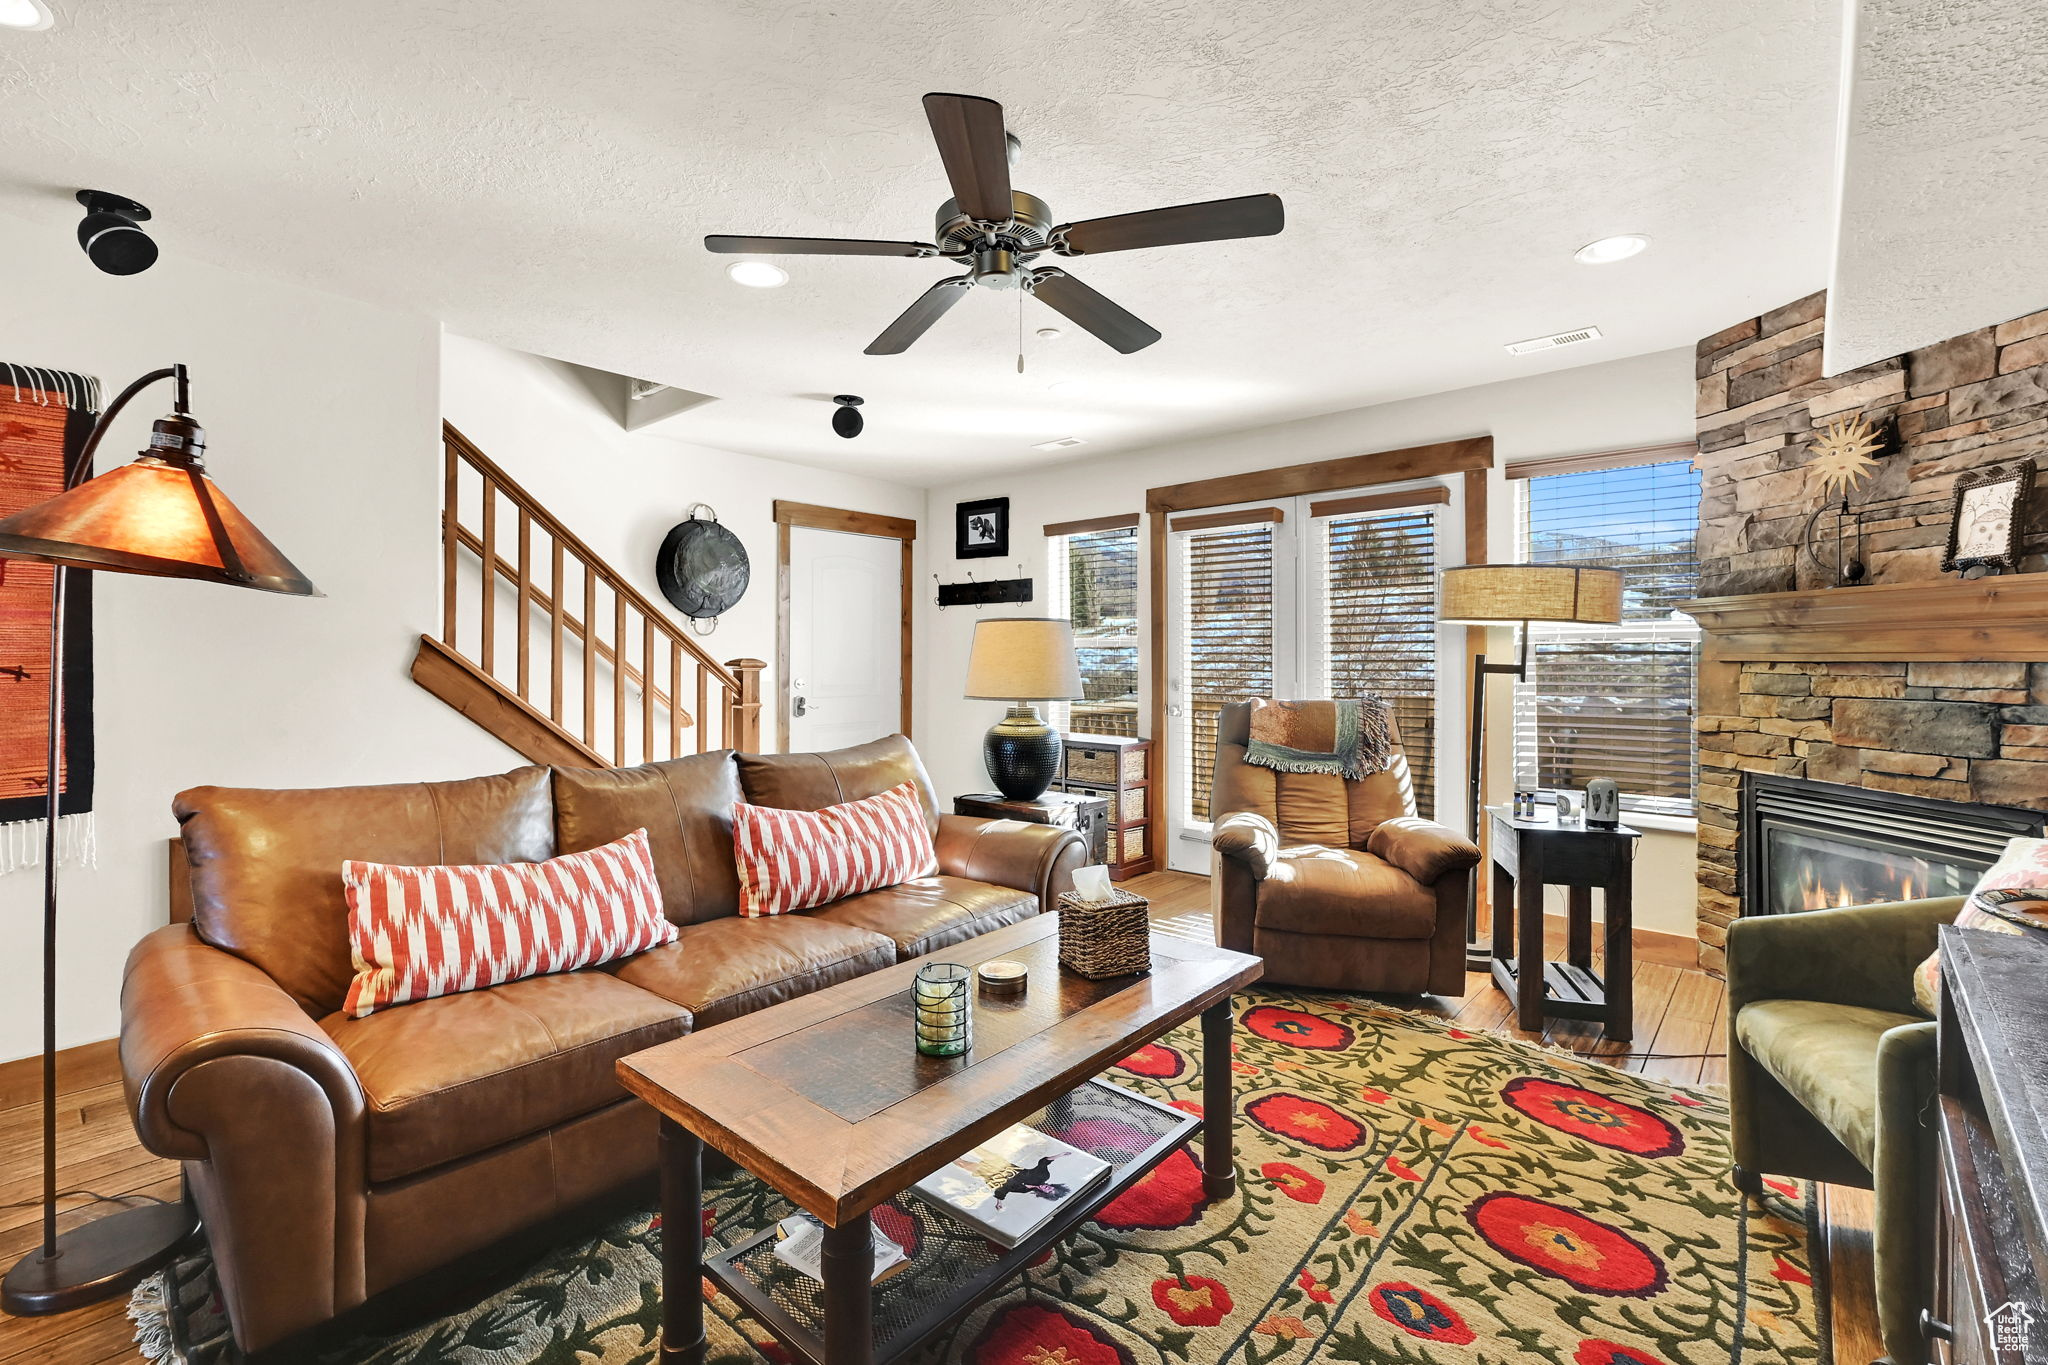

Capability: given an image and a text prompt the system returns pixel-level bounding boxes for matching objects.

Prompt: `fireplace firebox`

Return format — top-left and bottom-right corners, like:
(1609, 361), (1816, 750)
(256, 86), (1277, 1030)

(1739, 773), (2043, 916)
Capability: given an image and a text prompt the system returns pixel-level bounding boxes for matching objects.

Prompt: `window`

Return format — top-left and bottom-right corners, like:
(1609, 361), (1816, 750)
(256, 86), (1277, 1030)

(1181, 519), (1277, 820)
(1047, 521), (1141, 738)
(1317, 508), (1438, 813)
(1513, 456), (1702, 816)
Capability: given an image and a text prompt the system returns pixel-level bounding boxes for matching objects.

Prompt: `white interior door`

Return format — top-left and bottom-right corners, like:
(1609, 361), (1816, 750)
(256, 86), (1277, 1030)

(787, 526), (902, 753)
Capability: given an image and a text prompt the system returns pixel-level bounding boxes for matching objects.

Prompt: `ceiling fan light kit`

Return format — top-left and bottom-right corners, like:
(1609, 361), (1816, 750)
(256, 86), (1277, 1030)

(707, 92), (1285, 357)
(831, 394), (864, 439)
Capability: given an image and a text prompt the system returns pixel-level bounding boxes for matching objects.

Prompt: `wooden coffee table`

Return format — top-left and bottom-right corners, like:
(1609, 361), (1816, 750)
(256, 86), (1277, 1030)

(618, 914), (1262, 1365)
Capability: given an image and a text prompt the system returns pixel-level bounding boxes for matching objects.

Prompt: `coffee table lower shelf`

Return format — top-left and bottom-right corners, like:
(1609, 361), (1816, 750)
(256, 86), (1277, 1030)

(705, 1078), (1199, 1365)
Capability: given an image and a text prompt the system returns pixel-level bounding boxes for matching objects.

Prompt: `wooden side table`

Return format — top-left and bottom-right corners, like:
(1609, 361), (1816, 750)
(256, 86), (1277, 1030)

(954, 791), (1109, 865)
(1487, 806), (1641, 1039)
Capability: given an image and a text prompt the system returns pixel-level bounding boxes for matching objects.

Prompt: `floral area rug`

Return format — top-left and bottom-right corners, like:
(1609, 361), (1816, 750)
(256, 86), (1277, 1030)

(132, 988), (1826, 1365)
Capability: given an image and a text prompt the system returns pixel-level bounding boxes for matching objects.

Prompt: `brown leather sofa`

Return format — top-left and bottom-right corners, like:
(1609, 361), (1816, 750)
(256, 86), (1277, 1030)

(121, 735), (1081, 1355)
(1209, 700), (1479, 994)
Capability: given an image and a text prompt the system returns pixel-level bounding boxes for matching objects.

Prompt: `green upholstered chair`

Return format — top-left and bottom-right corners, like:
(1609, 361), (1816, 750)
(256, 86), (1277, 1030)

(1726, 895), (1963, 1365)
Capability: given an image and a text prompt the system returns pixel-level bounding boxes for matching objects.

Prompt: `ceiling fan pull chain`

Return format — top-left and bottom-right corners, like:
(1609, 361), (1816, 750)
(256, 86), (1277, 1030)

(1017, 288), (1025, 375)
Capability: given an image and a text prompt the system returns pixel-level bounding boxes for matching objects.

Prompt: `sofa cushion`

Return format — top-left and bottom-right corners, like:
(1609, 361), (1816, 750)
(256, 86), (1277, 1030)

(734, 782), (938, 917)
(552, 754), (743, 925)
(177, 767), (557, 1016)
(322, 970), (687, 1182)
(1735, 998), (1922, 1168)
(611, 914), (897, 1026)
(736, 734), (940, 830)
(1254, 847), (1437, 939)
(806, 876), (1038, 959)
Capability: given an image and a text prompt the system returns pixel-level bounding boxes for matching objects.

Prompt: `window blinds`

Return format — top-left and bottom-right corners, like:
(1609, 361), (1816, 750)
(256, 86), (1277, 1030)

(1514, 458), (1702, 816)
(1322, 509), (1437, 813)
(1052, 524), (1141, 738)
(1183, 522), (1275, 821)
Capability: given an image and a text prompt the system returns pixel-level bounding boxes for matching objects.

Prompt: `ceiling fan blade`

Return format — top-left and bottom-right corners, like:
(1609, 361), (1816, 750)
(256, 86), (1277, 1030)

(865, 277), (974, 355)
(1054, 193), (1284, 255)
(922, 92), (1013, 223)
(705, 235), (935, 257)
(1029, 269), (1161, 354)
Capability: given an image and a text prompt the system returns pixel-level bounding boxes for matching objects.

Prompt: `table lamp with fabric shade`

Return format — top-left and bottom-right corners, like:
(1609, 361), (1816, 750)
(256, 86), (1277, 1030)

(1438, 563), (1623, 968)
(0, 363), (317, 1316)
(964, 616), (1083, 801)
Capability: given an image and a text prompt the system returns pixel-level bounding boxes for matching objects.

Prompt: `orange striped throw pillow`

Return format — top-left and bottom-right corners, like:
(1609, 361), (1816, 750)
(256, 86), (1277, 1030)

(732, 781), (938, 917)
(341, 828), (676, 1017)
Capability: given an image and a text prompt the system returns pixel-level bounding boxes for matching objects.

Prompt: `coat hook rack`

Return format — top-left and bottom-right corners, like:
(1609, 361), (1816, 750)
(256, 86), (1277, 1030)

(934, 564), (1032, 610)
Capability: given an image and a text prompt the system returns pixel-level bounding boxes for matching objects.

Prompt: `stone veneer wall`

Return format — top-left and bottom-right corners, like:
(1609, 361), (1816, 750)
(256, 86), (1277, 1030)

(1691, 293), (2048, 972)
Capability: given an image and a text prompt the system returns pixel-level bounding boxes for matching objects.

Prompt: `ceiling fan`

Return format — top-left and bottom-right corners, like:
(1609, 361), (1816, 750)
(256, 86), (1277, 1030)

(706, 92), (1285, 357)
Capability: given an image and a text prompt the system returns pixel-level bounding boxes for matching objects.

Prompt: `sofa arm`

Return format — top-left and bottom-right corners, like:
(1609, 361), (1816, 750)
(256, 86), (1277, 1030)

(122, 924), (364, 1161)
(934, 814), (1085, 911)
(1367, 816), (1481, 886)
(1873, 1019), (1940, 1365)
(1211, 811), (1279, 879)
(1725, 896), (1963, 1018)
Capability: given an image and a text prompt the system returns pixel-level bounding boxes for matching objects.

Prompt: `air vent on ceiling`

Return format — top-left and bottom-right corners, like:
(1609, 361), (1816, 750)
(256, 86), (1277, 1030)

(1033, 436), (1087, 451)
(1505, 325), (1604, 356)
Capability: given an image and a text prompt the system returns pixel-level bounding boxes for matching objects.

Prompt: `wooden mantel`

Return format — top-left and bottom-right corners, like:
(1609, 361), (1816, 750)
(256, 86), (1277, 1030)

(1680, 572), (2048, 663)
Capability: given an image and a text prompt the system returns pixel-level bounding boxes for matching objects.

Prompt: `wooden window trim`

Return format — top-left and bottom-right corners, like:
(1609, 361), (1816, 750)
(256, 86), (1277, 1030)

(1146, 436), (1491, 513)
(1044, 512), (1141, 538)
(1143, 435), (1495, 862)
(774, 499), (918, 541)
(775, 503), (917, 751)
(1168, 507), (1286, 533)
(1504, 442), (1697, 481)
(1309, 486), (1451, 519)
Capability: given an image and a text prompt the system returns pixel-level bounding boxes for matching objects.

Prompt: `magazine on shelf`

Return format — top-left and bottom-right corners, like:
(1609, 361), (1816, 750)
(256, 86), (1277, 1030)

(771, 1213), (910, 1284)
(910, 1124), (1112, 1248)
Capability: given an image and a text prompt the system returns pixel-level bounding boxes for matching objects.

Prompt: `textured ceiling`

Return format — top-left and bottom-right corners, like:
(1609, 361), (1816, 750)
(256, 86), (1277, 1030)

(1826, 0), (2048, 374)
(0, 0), (1839, 485)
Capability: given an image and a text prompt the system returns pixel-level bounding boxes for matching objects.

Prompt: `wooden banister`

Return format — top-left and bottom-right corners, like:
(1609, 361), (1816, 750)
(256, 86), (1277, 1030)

(418, 422), (763, 766)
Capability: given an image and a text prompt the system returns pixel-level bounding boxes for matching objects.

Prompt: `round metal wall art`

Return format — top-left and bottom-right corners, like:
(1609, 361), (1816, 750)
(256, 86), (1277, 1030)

(656, 504), (749, 634)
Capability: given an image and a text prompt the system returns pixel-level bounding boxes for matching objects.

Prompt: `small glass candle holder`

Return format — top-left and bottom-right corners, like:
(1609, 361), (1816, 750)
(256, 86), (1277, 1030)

(912, 962), (973, 1057)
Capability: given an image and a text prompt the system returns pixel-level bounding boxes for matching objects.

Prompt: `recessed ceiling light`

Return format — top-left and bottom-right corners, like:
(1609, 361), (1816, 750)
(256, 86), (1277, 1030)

(1045, 379), (1084, 394)
(1033, 436), (1086, 451)
(0, 0), (54, 29)
(725, 260), (788, 288)
(1035, 327), (1063, 341)
(1573, 234), (1649, 265)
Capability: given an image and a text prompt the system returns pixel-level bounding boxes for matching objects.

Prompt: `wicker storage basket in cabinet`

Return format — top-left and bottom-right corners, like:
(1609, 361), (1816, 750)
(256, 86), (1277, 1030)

(1059, 735), (1154, 880)
(1056, 887), (1151, 979)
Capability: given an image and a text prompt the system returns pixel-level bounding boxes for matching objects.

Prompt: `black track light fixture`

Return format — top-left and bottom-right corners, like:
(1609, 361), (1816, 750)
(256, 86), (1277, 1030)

(832, 394), (864, 439)
(75, 191), (158, 277)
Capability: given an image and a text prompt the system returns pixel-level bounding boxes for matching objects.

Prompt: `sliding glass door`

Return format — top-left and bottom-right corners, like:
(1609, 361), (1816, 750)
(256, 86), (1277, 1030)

(1165, 488), (1456, 872)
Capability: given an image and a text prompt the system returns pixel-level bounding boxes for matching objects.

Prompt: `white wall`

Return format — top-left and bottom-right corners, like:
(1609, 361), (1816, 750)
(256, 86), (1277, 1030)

(918, 346), (1704, 939)
(0, 210), (515, 1062)
(439, 335), (925, 755)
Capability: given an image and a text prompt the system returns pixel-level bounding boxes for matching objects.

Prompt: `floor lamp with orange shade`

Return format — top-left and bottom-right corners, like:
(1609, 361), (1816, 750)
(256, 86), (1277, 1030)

(0, 363), (317, 1314)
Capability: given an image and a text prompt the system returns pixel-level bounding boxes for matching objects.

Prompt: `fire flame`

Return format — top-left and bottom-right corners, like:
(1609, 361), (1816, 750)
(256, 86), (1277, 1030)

(1793, 858), (1929, 911)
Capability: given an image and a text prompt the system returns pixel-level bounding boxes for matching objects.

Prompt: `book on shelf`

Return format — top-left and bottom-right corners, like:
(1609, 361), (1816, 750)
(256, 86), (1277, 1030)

(771, 1213), (909, 1284)
(910, 1124), (1112, 1248)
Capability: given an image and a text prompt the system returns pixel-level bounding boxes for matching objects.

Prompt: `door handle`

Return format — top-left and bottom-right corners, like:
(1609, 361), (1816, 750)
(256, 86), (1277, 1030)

(793, 696), (810, 717)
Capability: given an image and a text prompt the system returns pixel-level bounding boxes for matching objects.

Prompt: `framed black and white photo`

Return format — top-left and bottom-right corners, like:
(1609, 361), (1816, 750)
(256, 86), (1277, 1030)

(955, 496), (1010, 560)
(1943, 459), (2032, 576)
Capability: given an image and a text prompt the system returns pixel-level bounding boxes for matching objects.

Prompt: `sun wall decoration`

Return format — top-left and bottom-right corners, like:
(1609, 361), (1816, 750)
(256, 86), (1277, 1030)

(1809, 411), (1885, 499)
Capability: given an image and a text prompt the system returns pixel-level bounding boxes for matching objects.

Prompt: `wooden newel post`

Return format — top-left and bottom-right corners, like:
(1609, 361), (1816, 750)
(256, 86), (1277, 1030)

(725, 658), (765, 753)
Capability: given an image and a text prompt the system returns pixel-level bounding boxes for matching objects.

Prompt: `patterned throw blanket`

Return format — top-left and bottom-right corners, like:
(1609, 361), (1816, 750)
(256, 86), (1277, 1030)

(1244, 697), (1393, 781)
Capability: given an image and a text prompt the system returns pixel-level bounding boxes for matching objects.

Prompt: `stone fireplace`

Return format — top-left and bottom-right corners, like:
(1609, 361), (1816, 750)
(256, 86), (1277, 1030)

(1686, 292), (2048, 972)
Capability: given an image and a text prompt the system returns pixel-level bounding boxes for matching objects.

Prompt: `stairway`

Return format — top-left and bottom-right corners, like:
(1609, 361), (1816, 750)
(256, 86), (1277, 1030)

(412, 422), (763, 767)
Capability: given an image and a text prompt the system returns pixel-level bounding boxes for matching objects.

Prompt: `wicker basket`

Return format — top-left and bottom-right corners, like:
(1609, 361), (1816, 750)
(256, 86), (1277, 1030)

(1056, 887), (1152, 979)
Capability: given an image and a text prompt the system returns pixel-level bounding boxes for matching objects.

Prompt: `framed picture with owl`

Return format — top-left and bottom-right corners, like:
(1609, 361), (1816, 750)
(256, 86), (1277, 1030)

(1943, 460), (2033, 576)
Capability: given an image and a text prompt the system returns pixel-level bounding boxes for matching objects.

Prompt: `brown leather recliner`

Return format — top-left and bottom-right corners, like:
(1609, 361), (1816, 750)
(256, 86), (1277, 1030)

(121, 735), (1081, 1355)
(1209, 700), (1479, 995)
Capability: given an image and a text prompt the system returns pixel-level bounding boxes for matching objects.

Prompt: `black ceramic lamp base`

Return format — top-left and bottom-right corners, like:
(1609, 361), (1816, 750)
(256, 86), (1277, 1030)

(2, 1199), (198, 1315)
(985, 702), (1062, 801)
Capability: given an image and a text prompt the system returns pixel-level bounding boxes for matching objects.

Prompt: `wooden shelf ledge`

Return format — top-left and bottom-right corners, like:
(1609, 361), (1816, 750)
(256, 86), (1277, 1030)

(1680, 573), (2048, 663)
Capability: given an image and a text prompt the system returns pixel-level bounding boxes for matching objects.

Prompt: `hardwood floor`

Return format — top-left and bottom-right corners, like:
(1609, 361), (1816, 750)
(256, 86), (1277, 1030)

(0, 868), (1879, 1364)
